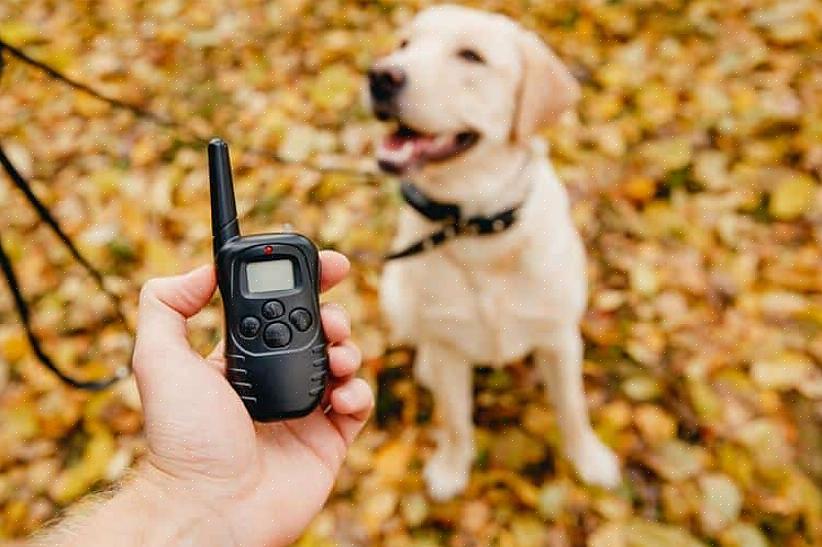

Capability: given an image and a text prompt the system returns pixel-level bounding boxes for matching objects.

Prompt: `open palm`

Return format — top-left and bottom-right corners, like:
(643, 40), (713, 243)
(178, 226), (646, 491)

(132, 251), (371, 546)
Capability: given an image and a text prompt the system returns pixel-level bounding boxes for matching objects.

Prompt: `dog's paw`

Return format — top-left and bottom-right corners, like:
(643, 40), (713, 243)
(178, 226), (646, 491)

(423, 449), (471, 501)
(567, 433), (621, 489)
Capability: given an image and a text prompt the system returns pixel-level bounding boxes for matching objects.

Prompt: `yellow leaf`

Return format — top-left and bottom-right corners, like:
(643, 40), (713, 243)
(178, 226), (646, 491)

(0, 22), (40, 45)
(623, 176), (657, 202)
(639, 137), (693, 171)
(769, 173), (817, 220)
(307, 64), (357, 111)
(144, 240), (180, 276)
(0, 330), (29, 362)
(48, 431), (115, 505)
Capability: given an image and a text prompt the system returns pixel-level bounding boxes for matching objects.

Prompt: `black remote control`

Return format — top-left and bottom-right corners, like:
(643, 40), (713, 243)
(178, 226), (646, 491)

(209, 138), (328, 421)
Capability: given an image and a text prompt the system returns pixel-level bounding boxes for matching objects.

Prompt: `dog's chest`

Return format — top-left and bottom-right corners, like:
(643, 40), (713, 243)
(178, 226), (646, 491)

(411, 231), (580, 364)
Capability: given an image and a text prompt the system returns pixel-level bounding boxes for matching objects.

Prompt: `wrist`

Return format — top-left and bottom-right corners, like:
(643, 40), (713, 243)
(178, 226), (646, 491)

(139, 461), (293, 547)
(39, 464), (235, 547)
(130, 464), (237, 546)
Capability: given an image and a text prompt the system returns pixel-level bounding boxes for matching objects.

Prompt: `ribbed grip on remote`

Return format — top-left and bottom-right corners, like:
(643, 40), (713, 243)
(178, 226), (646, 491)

(225, 345), (329, 421)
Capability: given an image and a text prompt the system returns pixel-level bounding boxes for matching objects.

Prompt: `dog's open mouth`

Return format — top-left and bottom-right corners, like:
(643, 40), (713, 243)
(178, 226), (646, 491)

(376, 124), (480, 173)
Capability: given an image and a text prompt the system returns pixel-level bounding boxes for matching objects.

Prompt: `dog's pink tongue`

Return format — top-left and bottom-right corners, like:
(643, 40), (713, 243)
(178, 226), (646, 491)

(378, 132), (460, 173)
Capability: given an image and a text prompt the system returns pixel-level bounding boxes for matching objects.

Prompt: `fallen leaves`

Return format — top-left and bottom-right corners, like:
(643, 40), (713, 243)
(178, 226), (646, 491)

(0, 0), (821, 544)
(590, 518), (707, 547)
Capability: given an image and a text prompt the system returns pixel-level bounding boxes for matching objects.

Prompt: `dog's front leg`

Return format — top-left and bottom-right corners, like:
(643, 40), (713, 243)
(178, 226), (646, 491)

(417, 341), (474, 501)
(536, 327), (621, 488)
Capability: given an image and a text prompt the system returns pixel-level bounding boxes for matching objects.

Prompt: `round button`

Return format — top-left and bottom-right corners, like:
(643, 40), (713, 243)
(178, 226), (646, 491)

(263, 322), (292, 348)
(261, 300), (285, 320)
(239, 316), (261, 338)
(289, 308), (313, 332)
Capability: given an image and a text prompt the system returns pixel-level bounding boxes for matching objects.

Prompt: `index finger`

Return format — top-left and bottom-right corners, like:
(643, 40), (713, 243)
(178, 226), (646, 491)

(320, 250), (350, 292)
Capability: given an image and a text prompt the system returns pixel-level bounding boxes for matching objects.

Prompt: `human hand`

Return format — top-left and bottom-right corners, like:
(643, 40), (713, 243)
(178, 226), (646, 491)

(132, 251), (371, 546)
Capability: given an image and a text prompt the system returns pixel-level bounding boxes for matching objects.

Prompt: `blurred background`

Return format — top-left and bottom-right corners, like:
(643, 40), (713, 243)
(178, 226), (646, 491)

(0, 0), (821, 545)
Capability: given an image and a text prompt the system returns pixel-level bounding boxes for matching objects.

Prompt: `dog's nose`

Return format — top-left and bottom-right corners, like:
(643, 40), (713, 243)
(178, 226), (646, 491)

(368, 66), (406, 103)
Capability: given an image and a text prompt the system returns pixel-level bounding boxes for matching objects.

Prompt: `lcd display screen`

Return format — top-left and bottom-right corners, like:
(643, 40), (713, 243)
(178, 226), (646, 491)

(246, 260), (295, 293)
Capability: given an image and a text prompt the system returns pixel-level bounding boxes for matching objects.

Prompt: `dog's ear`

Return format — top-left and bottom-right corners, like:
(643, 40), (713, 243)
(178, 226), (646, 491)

(512, 31), (580, 142)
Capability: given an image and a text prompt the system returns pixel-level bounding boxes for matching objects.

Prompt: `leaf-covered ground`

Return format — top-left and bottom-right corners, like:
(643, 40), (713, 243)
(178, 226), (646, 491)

(0, 0), (821, 545)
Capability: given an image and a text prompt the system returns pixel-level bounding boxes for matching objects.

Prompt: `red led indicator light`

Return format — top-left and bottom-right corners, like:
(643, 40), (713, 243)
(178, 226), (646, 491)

(263, 245), (274, 255)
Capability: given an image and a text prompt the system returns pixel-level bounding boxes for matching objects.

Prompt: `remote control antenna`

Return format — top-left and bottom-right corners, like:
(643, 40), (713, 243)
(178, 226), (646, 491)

(209, 137), (241, 257)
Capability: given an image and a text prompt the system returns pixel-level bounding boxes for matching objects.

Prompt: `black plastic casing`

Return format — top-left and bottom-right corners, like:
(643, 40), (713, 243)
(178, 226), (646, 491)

(216, 232), (328, 421)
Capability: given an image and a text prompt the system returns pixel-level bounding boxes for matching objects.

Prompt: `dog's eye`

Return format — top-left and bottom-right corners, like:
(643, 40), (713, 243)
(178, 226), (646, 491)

(457, 48), (485, 64)
(399, 39), (409, 49)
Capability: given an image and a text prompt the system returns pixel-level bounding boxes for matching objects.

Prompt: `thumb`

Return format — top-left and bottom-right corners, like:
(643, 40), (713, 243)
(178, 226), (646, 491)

(133, 265), (216, 375)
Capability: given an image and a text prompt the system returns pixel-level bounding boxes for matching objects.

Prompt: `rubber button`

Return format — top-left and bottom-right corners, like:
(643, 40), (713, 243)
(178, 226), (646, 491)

(261, 300), (285, 320)
(289, 308), (313, 332)
(239, 316), (261, 338)
(263, 322), (291, 348)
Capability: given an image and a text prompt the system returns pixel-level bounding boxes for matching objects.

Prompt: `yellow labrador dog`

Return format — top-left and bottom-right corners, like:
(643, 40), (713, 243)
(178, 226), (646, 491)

(369, 4), (620, 500)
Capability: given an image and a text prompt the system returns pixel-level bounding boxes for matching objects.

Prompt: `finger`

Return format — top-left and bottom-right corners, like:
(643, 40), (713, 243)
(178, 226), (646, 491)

(327, 378), (373, 446)
(320, 303), (350, 344)
(205, 339), (226, 374)
(133, 265), (216, 369)
(328, 341), (361, 378)
(320, 250), (350, 293)
(330, 378), (372, 417)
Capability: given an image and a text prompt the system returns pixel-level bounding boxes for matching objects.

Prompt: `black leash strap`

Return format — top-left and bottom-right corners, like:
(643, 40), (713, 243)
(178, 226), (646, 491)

(0, 37), (381, 181)
(0, 38), (171, 126)
(0, 234), (126, 390)
(385, 181), (524, 261)
(0, 144), (129, 389)
(0, 36), (381, 390)
(0, 144), (129, 327)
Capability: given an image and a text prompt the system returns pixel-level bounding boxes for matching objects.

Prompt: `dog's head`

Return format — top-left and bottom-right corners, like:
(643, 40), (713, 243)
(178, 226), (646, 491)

(368, 4), (580, 175)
